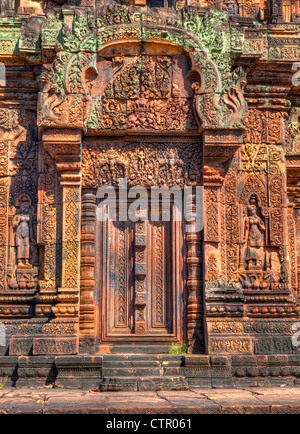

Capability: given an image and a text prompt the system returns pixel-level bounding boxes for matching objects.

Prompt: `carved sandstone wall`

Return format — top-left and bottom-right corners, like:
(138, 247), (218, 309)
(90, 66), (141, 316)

(0, 1), (298, 358)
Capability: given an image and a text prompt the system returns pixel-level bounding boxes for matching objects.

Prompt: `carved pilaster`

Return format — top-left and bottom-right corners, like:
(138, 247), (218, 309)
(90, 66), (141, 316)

(287, 187), (300, 298)
(33, 129), (82, 355)
(36, 144), (61, 322)
(0, 178), (8, 294)
(186, 190), (204, 354)
(134, 219), (147, 335)
(296, 205), (300, 296)
(80, 188), (96, 353)
(288, 203), (298, 294)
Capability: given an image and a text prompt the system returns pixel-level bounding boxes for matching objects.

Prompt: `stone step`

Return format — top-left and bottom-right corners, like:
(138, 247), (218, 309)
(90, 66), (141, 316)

(162, 376), (189, 391)
(102, 361), (134, 368)
(162, 367), (184, 376)
(137, 376), (163, 392)
(100, 373), (188, 391)
(100, 376), (164, 392)
(102, 354), (184, 362)
(102, 360), (161, 368)
(102, 344), (173, 354)
(127, 354), (161, 361)
(101, 355), (132, 362)
(100, 377), (138, 392)
(162, 361), (185, 368)
(158, 355), (185, 362)
(129, 360), (161, 367)
(102, 367), (161, 377)
(100, 354), (187, 391)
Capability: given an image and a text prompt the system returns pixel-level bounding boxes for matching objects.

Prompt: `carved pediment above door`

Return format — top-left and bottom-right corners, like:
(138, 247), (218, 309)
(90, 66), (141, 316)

(36, 8), (248, 142)
(84, 53), (200, 134)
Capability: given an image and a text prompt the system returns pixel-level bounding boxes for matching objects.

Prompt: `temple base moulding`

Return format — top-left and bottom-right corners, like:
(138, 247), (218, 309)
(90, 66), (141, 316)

(1, 354), (300, 390)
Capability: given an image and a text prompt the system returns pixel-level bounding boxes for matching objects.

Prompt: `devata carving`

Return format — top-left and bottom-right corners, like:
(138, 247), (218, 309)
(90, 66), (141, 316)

(243, 195), (266, 271)
(13, 199), (34, 268)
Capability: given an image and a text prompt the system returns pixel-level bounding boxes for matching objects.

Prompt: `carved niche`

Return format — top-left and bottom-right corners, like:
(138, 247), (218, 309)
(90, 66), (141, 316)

(238, 175), (288, 294)
(6, 194), (38, 293)
(0, 108), (39, 297)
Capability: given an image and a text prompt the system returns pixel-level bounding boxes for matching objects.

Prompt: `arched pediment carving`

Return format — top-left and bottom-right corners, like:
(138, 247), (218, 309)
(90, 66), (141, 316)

(239, 174), (268, 209)
(37, 6), (248, 133)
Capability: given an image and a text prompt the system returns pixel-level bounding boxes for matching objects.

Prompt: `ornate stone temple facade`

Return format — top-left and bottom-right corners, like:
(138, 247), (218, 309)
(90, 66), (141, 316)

(0, 0), (299, 389)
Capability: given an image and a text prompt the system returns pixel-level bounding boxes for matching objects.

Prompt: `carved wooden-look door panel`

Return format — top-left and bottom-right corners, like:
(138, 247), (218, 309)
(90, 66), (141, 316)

(96, 204), (185, 349)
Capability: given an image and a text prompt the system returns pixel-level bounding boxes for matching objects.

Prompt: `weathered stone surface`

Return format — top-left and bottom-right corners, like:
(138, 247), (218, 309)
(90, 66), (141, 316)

(0, 387), (300, 414)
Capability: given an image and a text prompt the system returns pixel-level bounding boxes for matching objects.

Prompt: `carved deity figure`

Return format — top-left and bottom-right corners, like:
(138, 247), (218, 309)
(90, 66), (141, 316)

(243, 195), (266, 270)
(13, 202), (34, 268)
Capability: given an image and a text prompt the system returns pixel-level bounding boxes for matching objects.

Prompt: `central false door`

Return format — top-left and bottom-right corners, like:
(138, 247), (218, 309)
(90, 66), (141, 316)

(96, 201), (186, 352)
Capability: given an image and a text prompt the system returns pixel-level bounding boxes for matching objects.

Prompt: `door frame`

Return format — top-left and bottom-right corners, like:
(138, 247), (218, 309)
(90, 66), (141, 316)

(95, 196), (187, 353)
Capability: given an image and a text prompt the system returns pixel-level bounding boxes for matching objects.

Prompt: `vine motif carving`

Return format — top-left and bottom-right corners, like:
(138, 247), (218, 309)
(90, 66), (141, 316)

(285, 107), (300, 154)
(0, 179), (8, 291)
(117, 221), (126, 327)
(134, 218), (146, 334)
(154, 223), (164, 327)
(246, 110), (284, 144)
(242, 144), (284, 175)
(205, 188), (219, 243)
(269, 175), (284, 247)
(38, 147), (60, 291)
(210, 337), (252, 354)
(225, 171), (239, 281)
(288, 206), (297, 293)
(207, 254), (220, 281)
(63, 187), (80, 289)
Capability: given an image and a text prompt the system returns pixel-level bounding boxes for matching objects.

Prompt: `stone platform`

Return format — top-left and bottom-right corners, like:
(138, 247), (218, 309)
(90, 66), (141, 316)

(1, 354), (300, 391)
(1, 387), (300, 414)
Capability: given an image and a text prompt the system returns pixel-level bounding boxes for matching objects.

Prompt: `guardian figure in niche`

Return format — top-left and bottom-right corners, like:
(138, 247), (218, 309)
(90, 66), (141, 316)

(13, 197), (34, 268)
(243, 194), (266, 270)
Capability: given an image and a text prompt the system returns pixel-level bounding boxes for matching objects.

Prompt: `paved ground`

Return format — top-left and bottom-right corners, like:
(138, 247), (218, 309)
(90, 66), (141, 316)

(1, 387), (300, 413)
